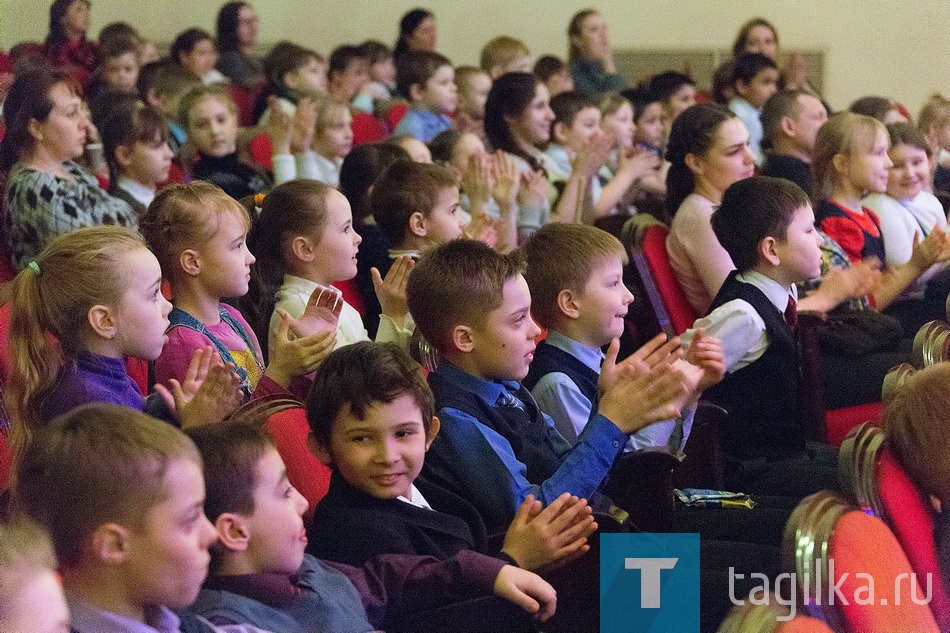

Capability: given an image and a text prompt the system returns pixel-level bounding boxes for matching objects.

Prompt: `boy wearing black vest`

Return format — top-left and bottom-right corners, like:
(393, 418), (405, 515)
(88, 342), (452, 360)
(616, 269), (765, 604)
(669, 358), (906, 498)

(684, 176), (838, 498)
(521, 223), (723, 452)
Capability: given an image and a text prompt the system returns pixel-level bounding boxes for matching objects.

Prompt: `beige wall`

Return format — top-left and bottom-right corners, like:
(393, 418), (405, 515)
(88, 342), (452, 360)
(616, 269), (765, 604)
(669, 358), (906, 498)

(3, 0), (948, 115)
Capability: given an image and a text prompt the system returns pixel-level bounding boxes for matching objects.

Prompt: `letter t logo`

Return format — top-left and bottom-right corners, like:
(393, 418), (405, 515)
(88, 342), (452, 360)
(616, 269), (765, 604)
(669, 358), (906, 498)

(625, 558), (678, 608)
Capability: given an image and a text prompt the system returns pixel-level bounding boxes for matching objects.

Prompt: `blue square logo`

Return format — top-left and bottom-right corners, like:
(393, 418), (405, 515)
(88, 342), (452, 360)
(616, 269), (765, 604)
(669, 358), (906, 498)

(600, 533), (700, 632)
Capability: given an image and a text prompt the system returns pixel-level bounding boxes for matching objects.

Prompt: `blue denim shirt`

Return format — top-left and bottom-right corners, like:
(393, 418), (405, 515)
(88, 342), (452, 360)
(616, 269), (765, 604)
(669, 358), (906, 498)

(393, 108), (452, 143)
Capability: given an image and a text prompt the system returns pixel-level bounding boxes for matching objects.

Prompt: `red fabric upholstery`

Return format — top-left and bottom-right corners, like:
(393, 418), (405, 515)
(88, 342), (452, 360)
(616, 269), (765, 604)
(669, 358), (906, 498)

(829, 510), (939, 632)
(0, 432), (10, 493)
(227, 83), (261, 128)
(160, 162), (189, 187)
(640, 225), (697, 335)
(265, 406), (331, 526)
(248, 133), (273, 172)
(125, 358), (150, 396)
(776, 617), (834, 632)
(387, 103), (409, 133)
(334, 278), (365, 317)
(351, 112), (387, 145)
(877, 449), (950, 628)
(825, 402), (882, 447)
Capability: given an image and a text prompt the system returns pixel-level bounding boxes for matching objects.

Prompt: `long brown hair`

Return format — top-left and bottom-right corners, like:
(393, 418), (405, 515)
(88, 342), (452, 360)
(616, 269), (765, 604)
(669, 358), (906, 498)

(0, 67), (76, 171)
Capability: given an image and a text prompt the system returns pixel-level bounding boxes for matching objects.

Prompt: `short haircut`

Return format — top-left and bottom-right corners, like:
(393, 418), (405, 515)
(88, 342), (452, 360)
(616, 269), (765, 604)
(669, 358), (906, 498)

(761, 89), (809, 151)
(918, 93), (950, 135)
(140, 181), (250, 281)
(886, 122), (932, 157)
(170, 28), (216, 70)
(812, 112), (886, 202)
(370, 160), (458, 245)
(428, 129), (466, 164)
(339, 142), (411, 223)
(598, 92), (631, 119)
(711, 176), (810, 272)
(407, 239), (522, 351)
(328, 44), (366, 76)
(479, 36), (530, 73)
(98, 21), (141, 51)
(521, 223), (627, 329)
(533, 55), (567, 83)
(139, 60), (200, 101)
(730, 52), (778, 87)
(263, 41), (321, 89)
(0, 519), (57, 604)
(177, 83), (236, 129)
(396, 50), (452, 101)
(97, 33), (139, 63)
(14, 404), (200, 568)
(648, 71), (695, 104)
(101, 100), (170, 184)
(849, 96), (899, 123)
(358, 40), (392, 66)
(884, 364), (950, 500)
(307, 342), (435, 447)
(621, 86), (662, 122)
(550, 90), (598, 128)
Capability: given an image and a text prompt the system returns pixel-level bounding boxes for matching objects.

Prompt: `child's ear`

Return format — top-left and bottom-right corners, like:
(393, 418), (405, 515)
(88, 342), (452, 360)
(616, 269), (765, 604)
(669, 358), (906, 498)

(306, 431), (332, 466)
(408, 211), (428, 238)
(90, 523), (130, 565)
(408, 83), (425, 103)
(552, 121), (569, 146)
(556, 288), (581, 320)
(214, 513), (251, 552)
(831, 152), (849, 178)
(180, 249), (201, 277)
(489, 65), (503, 80)
(282, 70), (299, 92)
(114, 144), (134, 169)
(451, 324), (475, 353)
(87, 304), (117, 340)
(290, 235), (316, 263)
(760, 236), (781, 267)
(425, 416), (441, 449)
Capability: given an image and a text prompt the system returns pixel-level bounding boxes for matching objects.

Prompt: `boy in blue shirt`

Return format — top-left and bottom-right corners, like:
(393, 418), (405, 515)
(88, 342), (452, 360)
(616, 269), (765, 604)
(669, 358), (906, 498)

(394, 50), (457, 143)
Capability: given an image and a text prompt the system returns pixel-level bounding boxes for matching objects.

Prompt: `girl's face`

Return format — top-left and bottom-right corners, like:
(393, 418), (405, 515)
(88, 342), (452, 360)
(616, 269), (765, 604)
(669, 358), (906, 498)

(312, 190), (362, 283)
(420, 65), (457, 115)
(507, 83), (555, 147)
(112, 248), (173, 361)
(886, 143), (929, 201)
(408, 16), (437, 52)
(688, 117), (756, 196)
(63, 0), (90, 39)
(743, 25), (778, 59)
(573, 12), (610, 60)
(180, 39), (219, 79)
(316, 106), (354, 160)
(32, 82), (88, 162)
(665, 84), (697, 123)
(118, 133), (174, 187)
(602, 103), (635, 150)
(288, 58), (327, 97)
(371, 56), (396, 86)
(635, 102), (665, 148)
(198, 209), (255, 299)
(236, 5), (259, 48)
(188, 96), (238, 157)
(840, 129), (892, 195)
(556, 106), (601, 156)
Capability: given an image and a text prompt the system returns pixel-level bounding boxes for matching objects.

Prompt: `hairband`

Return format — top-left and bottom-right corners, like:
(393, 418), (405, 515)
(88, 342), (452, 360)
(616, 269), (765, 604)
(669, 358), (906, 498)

(253, 193), (266, 216)
(27, 261), (40, 275)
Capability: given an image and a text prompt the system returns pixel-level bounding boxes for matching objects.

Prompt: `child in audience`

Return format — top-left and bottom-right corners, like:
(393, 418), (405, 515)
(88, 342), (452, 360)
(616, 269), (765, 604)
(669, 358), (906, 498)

(180, 84), (272, 199)
(882, 363), (950, 592)
(353, 39), (395, 114)
(102, 101), (174, 214)
(307, 341), (596, 570)
(88, 33), (140, 118)
(522, 223), (722, 450)
(0, 520), (70, 633)
(849, 96), (908, 124)
(171, 27), (227, 84)
(649, 71), (697, 132)
(255, 41), (326, 125)
(533, 55), (573, 98)
(389, 133), (433, 162)
(310, 97), (354, 187)
(406, 238), (699, 530)
(623, 86), (669, 196)
(4, 226), (241, 456)
(243, 179), (414, 355)
(453, 65), (492, 140)
(597, 92), (662, 214)
(918, 93), (950, 194)
(480, 36), (532, 79)
(394, 50), (457, 143)
(139, 60), (201, 156)
(185, 412), (557, 630)
(327, 44), (370, 105)
(14, 404), (268, 633)
(727, 52), (780, 165)
(760, 89), (828, 196)
(685, 176), (838, 498)
(142, 182), (336, 402)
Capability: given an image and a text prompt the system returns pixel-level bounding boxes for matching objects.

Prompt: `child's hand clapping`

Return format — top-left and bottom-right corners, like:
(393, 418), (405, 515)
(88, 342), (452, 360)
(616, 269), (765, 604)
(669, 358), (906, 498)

(616, 145), (661, 182)
(156, 346), (242, 428)
(461, 153), (493, 206)
(491, 150), (520, 210)
(264, 97), (292, 155)
(291, 96), (317, 154)
(267, 311), (338, 387)
(372, 255), (415, 327)
(501, 493), (597, 573)
(683, 328), (725, 393)
(517, 169), (549, 208)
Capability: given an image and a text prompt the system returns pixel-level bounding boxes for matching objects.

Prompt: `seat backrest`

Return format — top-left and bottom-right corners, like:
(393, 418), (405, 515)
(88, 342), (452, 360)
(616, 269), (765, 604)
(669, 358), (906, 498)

(387, 102), (409, 133)
(248, 133), (274, 172)
(639, 225), (697, 335)
(227, 83), (261, 128)
(912, 319), (950, 367)
(351, 111), (387, 145)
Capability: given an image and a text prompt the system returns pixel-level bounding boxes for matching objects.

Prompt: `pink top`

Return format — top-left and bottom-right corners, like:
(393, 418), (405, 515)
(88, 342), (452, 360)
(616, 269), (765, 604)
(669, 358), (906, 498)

(666, 193), (735, 315)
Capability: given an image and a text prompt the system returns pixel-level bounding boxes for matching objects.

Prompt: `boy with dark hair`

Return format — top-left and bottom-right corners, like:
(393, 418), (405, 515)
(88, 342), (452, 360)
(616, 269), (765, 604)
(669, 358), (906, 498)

(728, 52), (780, 165)
(305, 341), (595, 571)
(186, 410), (557, 631)
(371, 160), (464, 259)
(760, 89), (829, 197)
(685, 175), (837, 498)
(327, 44), (368, 104)
(394, 50), (457, 143)
(406, 238), (699, 530)
(522, 223), (722, 448)
(139, 60), (202, 156)
(14, 403), (266, 633)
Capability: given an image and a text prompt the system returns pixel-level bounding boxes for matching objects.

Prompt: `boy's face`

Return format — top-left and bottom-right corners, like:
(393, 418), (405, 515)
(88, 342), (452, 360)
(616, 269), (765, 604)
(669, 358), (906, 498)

(241, 448), (309, 575)
(420, 185), (464, 246)
(887, 143), (930, 201)
(188, 96), (238, 157)
(118, 133), (173, 187)
(372, 56), (396, 86)
(181, 39), (218, 79)
(463, 274), (542, 380)
(287, 57), (327, 97)
(332, 59), (369, 101)
(572, 256), (634, 346)
(318, 394), (438, 501)
(635, 102), (665, 149)
(421, 65), (457, 114)
(771, 205), (823, 283)
(602, 103), (635, 150)
(103, 52), (139, 94)
(788, 94), (827, 155)
(665, 84), (696, 122)
(1, 570), (70, 633)
(123, 458), (217, 610)
(737, 67), (780, 109)
(556, 106), (601, 156)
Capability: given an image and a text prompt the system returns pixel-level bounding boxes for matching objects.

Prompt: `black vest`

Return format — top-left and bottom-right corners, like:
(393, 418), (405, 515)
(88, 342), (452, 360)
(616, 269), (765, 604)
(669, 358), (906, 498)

(703, 272), (805, 461)
(523, 340), (599, 407)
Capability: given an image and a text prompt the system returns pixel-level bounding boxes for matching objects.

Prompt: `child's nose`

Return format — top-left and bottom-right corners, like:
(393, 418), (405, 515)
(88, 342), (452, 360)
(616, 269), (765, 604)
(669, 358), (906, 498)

(161, 295), (173, 317)
(528, 315), (543, 339)
(293, 487), (308, 515)
(199, 515), (217, 548)
(375, 440), (399, 463)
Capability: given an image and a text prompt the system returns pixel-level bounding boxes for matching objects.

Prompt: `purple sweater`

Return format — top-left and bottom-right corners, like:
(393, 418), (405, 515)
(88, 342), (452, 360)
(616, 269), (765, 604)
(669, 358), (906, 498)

(42, 352), (145, 421)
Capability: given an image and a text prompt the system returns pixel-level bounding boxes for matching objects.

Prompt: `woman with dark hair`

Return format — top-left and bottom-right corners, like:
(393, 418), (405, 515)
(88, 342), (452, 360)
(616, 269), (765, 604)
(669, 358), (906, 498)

(43, 0), (97, 88)
(0, 66), (136, 270)
(392, 8), (436, 64)
(216, 1), (264, 88)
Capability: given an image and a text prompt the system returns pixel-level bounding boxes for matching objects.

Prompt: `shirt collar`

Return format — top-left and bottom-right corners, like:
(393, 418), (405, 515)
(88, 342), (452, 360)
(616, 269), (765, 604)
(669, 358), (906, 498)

(543, 330), (605, 373)
(117, 177), (156, 206)
(433, 361), (515, 406)
(736, 270), (797, 313)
